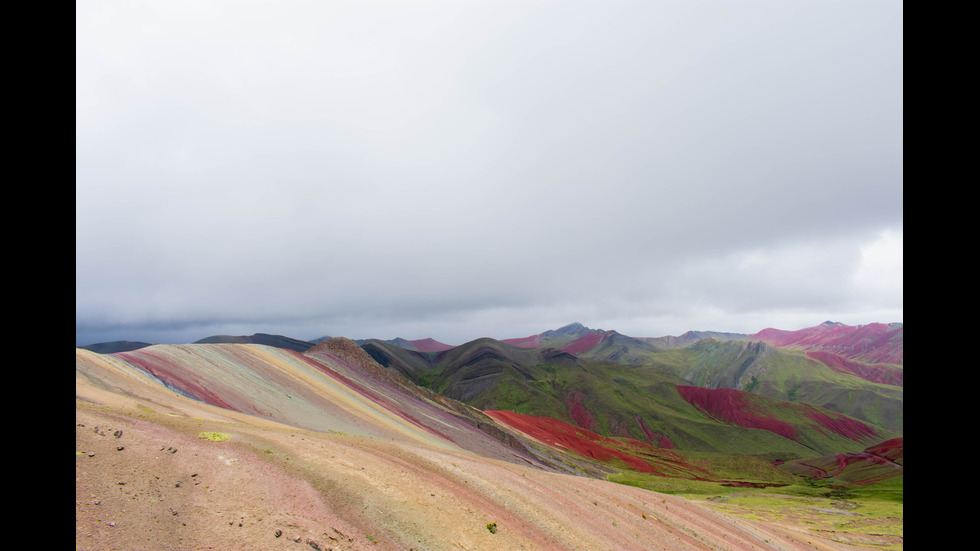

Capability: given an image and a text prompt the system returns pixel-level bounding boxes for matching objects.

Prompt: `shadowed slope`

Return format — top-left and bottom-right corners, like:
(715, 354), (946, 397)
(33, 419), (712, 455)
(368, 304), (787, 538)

(77, 341), (153, 353)
(193, 332), (316, 352)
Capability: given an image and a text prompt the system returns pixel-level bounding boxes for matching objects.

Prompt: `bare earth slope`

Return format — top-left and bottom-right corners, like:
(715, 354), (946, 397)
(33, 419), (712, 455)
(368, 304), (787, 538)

(77, 344), (891, 550)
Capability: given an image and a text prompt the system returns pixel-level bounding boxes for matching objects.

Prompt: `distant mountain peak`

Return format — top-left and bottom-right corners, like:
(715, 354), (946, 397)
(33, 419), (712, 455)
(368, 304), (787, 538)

(408, 337), (455, 352)
(556, 322), (588, 333)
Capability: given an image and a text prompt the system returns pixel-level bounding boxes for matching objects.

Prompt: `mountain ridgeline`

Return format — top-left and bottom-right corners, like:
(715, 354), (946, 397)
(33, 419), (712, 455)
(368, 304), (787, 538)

(78, 321), (902, 481)
(359, 322), (902, 457)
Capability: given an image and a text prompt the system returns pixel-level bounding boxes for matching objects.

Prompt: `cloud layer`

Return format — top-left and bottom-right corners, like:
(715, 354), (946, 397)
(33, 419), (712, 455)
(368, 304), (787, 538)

(76, 1), (902, 346)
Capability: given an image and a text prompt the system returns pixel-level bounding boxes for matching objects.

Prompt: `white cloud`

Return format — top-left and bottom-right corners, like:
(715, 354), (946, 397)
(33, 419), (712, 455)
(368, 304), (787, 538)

(850, 228), (904, 307)
(76, 1), (903, 345)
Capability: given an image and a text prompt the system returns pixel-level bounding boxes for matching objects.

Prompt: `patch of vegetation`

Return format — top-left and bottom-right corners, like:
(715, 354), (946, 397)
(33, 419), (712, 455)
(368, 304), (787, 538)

(416, 369), (440, 389)
(486, 522), (497, 534)
(787, 384), (800, 401)
(198, 431), (231, 442)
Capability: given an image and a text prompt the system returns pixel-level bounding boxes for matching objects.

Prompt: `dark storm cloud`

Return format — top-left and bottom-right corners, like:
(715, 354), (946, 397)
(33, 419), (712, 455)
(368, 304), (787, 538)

(77, 1), (902, 346)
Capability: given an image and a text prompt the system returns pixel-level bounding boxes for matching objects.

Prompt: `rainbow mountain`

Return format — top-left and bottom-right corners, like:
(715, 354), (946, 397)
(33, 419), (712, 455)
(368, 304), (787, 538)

(76, 322), (903, 550)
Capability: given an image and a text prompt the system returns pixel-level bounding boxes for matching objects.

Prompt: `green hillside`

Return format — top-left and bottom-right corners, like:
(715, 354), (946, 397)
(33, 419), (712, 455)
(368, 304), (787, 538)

(362, 337), (898, 458)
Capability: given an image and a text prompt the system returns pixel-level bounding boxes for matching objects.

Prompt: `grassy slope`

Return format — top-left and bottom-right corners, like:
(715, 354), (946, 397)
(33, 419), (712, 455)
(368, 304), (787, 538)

(359, 334), (902, 528)
(618, 339), (903, 432)
(503, 330), (903, 432)
(362, 338), (897, 458)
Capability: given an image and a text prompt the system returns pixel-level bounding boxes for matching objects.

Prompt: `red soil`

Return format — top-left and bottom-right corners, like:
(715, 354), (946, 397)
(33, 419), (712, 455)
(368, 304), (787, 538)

(782, 438), (903, 485)
(499, 335), (543, 348)
(484, 410), (660, 473)
(806, 410), (878, 440)
(867, 437), (903, 461)
(806, 351), (903, 386)
(752, 323), (903, 365)
(677, 386), (797, 440)
(634, 415), (675, 449)
(560, 331), (607, 355)
(564, 392), (599, 432)
(115, 350), (239, 412)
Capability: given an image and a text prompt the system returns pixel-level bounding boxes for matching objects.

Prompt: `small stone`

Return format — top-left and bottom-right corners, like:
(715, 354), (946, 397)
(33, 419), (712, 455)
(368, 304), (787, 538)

(274, 529), (282, 538)
(116, 446), (125, 451)
(114, 430), (123, 438)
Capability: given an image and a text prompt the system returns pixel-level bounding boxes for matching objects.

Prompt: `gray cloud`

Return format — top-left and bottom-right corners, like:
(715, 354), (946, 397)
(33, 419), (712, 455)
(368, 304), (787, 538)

(76, 0), (902, 346)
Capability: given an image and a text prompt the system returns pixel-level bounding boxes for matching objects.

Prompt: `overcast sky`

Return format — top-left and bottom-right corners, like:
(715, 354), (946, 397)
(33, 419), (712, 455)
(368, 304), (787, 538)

(76, 0), (902, 346)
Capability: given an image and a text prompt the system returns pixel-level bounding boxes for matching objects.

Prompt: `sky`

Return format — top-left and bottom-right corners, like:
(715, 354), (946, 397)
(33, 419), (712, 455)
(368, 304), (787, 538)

(76, 0), (902, 347)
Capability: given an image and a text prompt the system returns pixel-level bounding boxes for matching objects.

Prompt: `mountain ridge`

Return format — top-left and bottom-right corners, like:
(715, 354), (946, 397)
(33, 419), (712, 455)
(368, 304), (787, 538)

(77, 320), (904, 549)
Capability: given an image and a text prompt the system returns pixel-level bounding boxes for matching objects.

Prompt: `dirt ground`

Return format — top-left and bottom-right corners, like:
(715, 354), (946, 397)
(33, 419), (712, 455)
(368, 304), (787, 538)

(75, 404), (896, 551)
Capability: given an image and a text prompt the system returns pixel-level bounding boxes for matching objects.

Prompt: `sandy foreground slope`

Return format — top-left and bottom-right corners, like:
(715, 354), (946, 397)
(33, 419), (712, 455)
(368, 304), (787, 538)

(76, 347), (890, 550)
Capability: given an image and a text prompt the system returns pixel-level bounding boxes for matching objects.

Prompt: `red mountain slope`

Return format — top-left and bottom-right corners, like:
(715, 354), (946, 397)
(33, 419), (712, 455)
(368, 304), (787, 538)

(777, 437), (903, 485)
(408, 338), (455, 352)
(752, 322), (903, 365)
(561, 331), (610, 355)
(676, 386), (879, 443)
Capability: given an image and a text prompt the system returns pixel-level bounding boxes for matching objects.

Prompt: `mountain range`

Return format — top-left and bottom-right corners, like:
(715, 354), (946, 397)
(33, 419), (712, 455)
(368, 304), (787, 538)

(76, 321), (903, 550)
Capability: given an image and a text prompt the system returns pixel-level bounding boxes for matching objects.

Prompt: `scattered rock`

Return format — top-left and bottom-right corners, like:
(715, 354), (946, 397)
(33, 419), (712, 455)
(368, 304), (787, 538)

(114, 430), (123, 438)
(274, 529), (282, 538)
